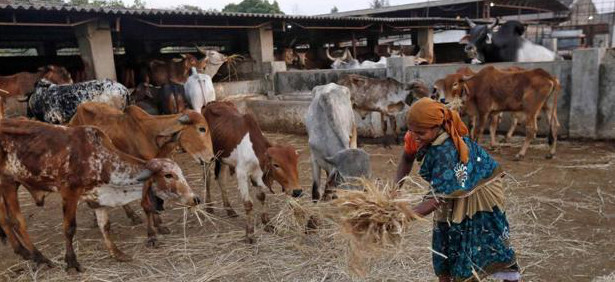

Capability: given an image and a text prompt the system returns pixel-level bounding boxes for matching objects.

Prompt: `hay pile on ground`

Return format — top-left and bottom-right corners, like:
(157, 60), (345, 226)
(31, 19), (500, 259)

(0, 170), (604, 281)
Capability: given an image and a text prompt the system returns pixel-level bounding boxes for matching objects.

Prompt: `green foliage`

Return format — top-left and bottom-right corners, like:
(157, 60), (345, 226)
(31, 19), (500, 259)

(369, 0), (389, 9)
(222, 0), (283, 14)
(179, 4), (202, 11)
(131, 0), (146, 9)
(330, 6), (338, 13)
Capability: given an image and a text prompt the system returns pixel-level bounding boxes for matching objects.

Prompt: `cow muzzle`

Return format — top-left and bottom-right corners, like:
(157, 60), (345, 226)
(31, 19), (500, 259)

(464, 45), (478, 58)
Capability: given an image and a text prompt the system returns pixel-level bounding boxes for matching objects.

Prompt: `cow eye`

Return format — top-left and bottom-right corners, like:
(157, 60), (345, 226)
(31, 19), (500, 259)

(273, 163), (280, 169)
(164, 174), (173, 179)
(452, 82), (459, 89)
(199, 127), (207, 133)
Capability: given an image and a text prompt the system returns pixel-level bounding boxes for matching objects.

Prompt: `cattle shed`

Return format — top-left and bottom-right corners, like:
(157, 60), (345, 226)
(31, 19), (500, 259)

(0, 3), (494, 81)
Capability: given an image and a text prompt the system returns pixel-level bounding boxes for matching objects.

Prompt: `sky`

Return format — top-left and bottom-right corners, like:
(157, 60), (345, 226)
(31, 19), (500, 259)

(121, 0), (426, 15)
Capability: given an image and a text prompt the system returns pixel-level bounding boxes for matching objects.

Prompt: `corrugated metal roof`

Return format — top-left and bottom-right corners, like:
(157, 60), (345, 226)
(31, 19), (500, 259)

(0, 3), (492, 24)
(325, 0), (570, 17)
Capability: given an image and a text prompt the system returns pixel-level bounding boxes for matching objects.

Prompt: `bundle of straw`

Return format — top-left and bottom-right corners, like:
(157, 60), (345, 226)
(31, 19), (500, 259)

(332, 180), (423, 245)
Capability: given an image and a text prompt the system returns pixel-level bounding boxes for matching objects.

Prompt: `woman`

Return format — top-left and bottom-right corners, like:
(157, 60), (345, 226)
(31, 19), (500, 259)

(395, 98), (520, 282)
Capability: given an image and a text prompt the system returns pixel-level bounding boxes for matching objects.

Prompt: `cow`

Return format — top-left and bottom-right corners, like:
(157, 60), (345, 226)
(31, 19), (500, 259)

(461, 18), (558, 64)
(0, 118), (199, 271)
(184, 67), (215, 112)
(195, 47), (231, 78)
(305, 83), (371, 201)
(0, 65), (73, 118)
(26, 79), (129, 124)
(433, 66), (553, 148)
(337, 74), (428, 146)
(433, 65), (560, 160)
(130, 83), (187, 115)
(69, 102), (214, 231)
(326, 48), (360, 69)
(202, 101), (301, 243)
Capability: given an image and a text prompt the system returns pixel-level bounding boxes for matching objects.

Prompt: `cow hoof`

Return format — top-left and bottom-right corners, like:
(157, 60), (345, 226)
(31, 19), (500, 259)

(112, 251), (132, 262)
(226, 209), (238, 218)
(145, 237), (160, 248)
(157, 226), (171, 235)
(513, 154), (524, 161)
(32, 251), (54, 268)
(65, 261), (83, 274)
(129, 216), (143, 225)
(545, 153), (554, 160)
(263, 224), (275, 233)
(245, 236), (255, 244)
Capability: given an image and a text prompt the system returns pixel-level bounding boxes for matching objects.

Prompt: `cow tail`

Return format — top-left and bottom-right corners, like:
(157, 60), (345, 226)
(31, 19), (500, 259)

(547, 78), (560, 146)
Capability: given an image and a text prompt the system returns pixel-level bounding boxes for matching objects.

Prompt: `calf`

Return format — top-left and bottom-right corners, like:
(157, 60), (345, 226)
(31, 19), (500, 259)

(0, 119), (199, 271)
(203, 101), (301, 243)
(27, 79), (129, 124)
(337, 74), (425, 146)
(69, 103), (214, 229)
(0, 65), (72, 118)
(305, 83), (371, 201)
(434, 65), (560, 160)
(184, 67), (215, 112)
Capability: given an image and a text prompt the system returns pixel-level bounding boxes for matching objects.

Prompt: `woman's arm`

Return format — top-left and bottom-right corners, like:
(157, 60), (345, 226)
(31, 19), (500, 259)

(397, 198), (442, 218)
(395, 151), (415, 187)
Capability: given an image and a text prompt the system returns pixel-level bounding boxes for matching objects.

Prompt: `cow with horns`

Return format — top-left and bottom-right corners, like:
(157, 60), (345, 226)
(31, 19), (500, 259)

(461, 18), (558, 64)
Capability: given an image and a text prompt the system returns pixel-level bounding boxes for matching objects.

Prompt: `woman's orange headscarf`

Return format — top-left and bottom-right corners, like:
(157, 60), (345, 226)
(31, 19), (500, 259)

(406, 98), (470, 163)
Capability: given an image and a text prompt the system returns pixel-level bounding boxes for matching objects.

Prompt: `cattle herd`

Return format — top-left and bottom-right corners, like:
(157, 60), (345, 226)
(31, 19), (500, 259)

(0, 18), (564, 274)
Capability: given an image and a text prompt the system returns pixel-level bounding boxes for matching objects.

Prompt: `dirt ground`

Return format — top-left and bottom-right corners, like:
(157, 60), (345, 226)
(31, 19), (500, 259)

(0, 133), (613, 282)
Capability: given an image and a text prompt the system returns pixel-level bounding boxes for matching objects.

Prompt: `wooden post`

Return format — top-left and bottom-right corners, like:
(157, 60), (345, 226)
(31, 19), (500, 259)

(352, 32), (357, 59)
(417, 28), (434, 64)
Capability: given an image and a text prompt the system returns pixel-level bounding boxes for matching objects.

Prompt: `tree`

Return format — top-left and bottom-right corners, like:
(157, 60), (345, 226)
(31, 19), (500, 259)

(179, 4), (202, 11)
(369, 0), (389, 9)
(330, 6), (338, 13)
(67, 0), (126, 7)
(131, 0), (146, 9)
(222, 0), (283, 14)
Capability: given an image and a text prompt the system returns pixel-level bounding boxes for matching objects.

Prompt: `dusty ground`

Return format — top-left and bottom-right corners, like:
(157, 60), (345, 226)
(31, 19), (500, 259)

(0, 133), (613, 282)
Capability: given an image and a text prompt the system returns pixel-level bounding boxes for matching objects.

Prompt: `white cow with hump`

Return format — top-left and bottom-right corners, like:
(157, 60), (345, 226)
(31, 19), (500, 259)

(305, 83), (371, 201)
(183, 67), (215, 112)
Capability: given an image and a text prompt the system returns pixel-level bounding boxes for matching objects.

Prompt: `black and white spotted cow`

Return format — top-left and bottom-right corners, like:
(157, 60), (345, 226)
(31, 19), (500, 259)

(27, 79), (129, 124)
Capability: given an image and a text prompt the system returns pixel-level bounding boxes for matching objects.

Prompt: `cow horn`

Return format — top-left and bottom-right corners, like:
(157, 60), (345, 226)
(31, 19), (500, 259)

(136, 169), (153, 182)
(341, 48), (350, 61)
(195, 45), (208, 55)
(488, 18), (499, 29)
(465, 17), (476, 28)
(178, 114), (191, 124)
(326, 47), (336, 61)
(461, 74), (474, 81)
(171, 58), (183, 63)
(386, 46), (391, 55)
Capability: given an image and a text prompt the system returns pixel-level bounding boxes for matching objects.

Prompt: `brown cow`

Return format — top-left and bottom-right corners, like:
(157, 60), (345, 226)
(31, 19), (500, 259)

(434, 66), (553, 148)
(434, 65), (560, 160)
(0, 65), (73, 118)
(337, 74), (428, 146)
(203, 101), (301, 243)
(69, 102), (214, 230)
(0, 119), (199, 271)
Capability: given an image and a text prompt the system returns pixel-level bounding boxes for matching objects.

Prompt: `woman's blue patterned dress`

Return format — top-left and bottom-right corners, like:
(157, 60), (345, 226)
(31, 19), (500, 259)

(417, 135), (518, 280)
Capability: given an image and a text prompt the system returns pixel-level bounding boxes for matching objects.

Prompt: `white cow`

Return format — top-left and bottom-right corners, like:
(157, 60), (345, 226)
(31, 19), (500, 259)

(184, 67), (215, 112)
(305, 83), (371, 201)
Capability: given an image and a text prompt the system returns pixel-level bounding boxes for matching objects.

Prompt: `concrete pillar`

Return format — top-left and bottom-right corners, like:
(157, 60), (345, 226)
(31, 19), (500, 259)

(417, 28), (434, 64)
(74, 19), (117, 80)
(248, 24), (274, 74)
(569, 48), (605, 138)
